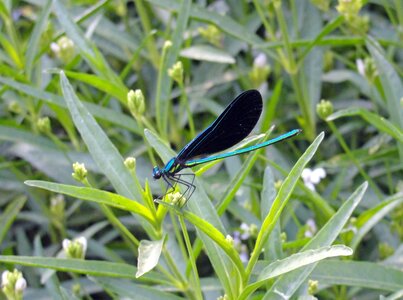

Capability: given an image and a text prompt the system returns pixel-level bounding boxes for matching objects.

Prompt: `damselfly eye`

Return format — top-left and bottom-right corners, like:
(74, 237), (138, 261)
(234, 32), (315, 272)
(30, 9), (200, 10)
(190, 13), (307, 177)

(152, 166), (162, 179)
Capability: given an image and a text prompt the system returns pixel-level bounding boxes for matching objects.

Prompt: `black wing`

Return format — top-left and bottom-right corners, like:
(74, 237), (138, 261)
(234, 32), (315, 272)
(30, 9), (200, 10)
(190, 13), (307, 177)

(176, 90), (263, 162)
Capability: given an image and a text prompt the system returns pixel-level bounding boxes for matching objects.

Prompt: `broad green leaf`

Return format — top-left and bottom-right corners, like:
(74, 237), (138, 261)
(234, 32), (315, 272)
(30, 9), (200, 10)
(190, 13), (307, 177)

(261, 167), (282, 261)
(60, 72), (142, 200)
(136, 238), (165, 278)
(180, 45), (235, 64)
(246, 132), (325, 277)
(0, 76), (140, 133)
(0, 196), (26, 244)
(63, 70), (128, 103)
(312, 260), (403, 292)
(25, 0), (51, 77)
(350, 193), (403, 250)
(265, 182), (368, 299)
(367, 37), (403, 131)
(367, 37), (403, 161)
(327, 108), (403, 143)
(155, 0), (191, 137)
(145, 128), (240, 299)
(240, 245), (352, 298)
(0, 125), (55, 148)
(0, 256), (166, 282)
(24, 180), (154, 224)
(93, 278), (183, 300)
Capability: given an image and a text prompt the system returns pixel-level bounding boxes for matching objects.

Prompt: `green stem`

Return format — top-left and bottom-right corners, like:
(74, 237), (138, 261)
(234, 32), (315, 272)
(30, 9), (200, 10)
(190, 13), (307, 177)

(178, 216), (203, 300)
(179, 83), (195, 138)
(133, 0), (160, 68)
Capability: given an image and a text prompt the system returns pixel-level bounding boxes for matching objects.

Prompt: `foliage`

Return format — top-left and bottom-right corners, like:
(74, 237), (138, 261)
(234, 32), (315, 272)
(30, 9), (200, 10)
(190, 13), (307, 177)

(0, 0), (402, 299)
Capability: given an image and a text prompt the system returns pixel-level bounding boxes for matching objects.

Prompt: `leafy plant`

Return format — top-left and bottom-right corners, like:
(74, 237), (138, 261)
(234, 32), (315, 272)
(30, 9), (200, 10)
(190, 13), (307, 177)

(0, 0), (402, 299)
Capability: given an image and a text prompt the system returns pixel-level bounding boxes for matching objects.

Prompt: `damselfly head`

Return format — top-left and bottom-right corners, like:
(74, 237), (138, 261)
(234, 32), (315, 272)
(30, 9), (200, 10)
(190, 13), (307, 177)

(152, 166), (162, 179)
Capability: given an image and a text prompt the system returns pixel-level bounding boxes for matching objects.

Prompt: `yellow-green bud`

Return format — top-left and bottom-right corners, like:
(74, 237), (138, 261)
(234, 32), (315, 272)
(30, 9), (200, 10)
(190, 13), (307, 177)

(198, 25), (222, 47)
(249, 53), (271, 88)
(8, 101), (22, 114)
(337, 0), (368, 34)
(72, 162), (87, 182)
(37, 117), (51, 134)
(168, 192), (186, 207)
(323, 51), (334, 72)
(378, 242), (394, 260)
(249, 224), (258, 238)
(316, 99), (334, 120)
(124, 157), (136, 170)
(63, 237), (87, 259)
(272, 0), (282, 9)
(168, 61), (184, 84)
(336, 0), (363, 18)
(308, 279), (319, 295)
(280, 232), (287, 243)
(225, 235), (234, 246)
(1, 269), (27, 299)
(127, 89), (145, 116)
(310, 0), (330, 11)
(53, 36), (75, 64)
(163, 40), (172, 51)
(50, 194), (65, 220)
(274, 180), (283, 190)
(217, 295), (228, 300)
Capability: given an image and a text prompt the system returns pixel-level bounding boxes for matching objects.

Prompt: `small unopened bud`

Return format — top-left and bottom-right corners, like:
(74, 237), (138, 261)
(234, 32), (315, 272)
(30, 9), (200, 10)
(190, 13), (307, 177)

(127, 89), (145, 116)
(280, 232), (287, 243)
(316, 99), (334, 120)
(37, 117), (51, 134)
(72, 162), (87, 182)
(124, 157), (136, 170)
(63, 237), (87, 259)
(15, 277), (27, 293)
(249, 53), (271, 88)
(8, 101), (22, 114)
(163, 40), (172, 51)
(310, 0), (330, 11)
(308, 279), (319, 295)
(54, 36), (75, 63)
(50, 194), (65, 219)
(198, 25), (222, 47)
(168, 61), (184, 84)
(225, 235), (234, 246)
(1, 269), (27, 299)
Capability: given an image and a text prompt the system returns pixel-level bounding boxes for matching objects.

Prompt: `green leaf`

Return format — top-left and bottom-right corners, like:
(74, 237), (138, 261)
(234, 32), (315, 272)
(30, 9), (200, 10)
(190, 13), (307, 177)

(265, 182), (368, 299)
(145, 128), (240, 299)
(93, 278), (183, 300)
(261, 167), (282, 261)
(240, 245), (352, 298)
(63, 70), (128, 103)
(312, 260), (403, 292)
(367, 37), (403, 131)
(246, 132), (325, 277)
(327, 107), (403, 143)
(25, 0), (52, 77)
(60, 72), (142, 200)
(155, 0), (191, 137)
(0, 196), (26, 244)
(350, 193), (403, 250)
(136, 238), (165, 278)
(180, 45), (235, 64)
(0, 76), (140, 133)
(24, 180), (154, 224)
(0, 256), (161, 281)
